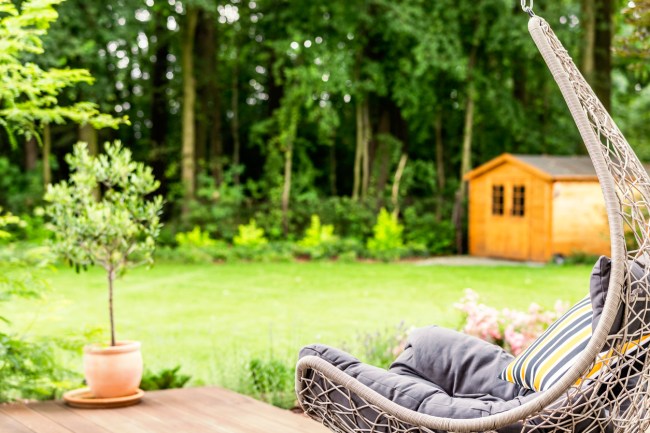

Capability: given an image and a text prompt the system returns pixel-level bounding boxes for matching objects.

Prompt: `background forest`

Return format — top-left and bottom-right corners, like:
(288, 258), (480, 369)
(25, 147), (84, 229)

(1, 0), (649, 256)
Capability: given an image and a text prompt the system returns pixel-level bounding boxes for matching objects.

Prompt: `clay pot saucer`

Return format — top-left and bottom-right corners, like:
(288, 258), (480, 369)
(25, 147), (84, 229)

(63, 387), (144, 409)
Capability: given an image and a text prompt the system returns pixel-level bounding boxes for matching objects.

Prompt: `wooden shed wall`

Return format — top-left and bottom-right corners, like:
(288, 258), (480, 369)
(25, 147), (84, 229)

(550, 181), (609, 257)
(468, 162), (551, 261)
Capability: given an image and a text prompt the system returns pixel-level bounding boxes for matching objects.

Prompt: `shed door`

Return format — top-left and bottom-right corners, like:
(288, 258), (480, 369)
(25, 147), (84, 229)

(485, 179), (531, 260)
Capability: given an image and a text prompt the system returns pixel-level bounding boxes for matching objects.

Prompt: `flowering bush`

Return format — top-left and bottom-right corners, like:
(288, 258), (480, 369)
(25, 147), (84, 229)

(455, 289), (567, 355)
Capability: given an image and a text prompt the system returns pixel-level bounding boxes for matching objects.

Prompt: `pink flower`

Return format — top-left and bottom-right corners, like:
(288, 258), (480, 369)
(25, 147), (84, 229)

(456, 289), (568, 355)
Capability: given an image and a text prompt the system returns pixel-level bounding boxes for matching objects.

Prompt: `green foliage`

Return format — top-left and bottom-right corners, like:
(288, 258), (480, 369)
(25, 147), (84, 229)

(246, 358), (295, 409)
(164, 226), (229, 264)
(140, 365), (191, 391)
(0, 212), (82, 402)
(0, 158), (43, 214)
(366, 208), (405, 261)
(403, 207), (455, 255)
(295, 215), (339, 259)
(188, 171), (246, 240)
(342, 322), (411, 370)
(0, 0), (126, 144)
(44, 141), (163, 344)
(233, 219), (268, 248)
(175, 226), (216, 248)
(44, 142), (163, 274)
(298, 215), (337, 247)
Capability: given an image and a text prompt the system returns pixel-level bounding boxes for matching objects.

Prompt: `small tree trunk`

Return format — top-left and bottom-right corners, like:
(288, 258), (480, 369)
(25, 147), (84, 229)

(150, 7), (169, 184)
(374, 109), (391, 210)
(25, 136), (38, 171)
(329, 141), (337, 196)
(352, 100), (363, 200)
(108, 267), (116, 347)
(281, 145), (293, 237)
(79, 123), (98, 156)
(231, 55), (241, 187)
(594, 0), (612, 112)
(181, 6), (199, 219)
(434, 112), (445, 222)
(361, 99), (371, 200)
(43, 124), (52, 187)
(391, 153), (408, 218)
(452, 47), (477, 254)
(581, 0), (596, 84)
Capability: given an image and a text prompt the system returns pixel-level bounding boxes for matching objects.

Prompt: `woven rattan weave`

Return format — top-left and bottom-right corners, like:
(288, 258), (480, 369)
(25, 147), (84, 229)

(295, 14), (650, 433)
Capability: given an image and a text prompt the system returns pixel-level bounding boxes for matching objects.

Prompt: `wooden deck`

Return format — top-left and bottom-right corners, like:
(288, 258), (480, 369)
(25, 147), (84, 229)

(0, 387), (330, 433)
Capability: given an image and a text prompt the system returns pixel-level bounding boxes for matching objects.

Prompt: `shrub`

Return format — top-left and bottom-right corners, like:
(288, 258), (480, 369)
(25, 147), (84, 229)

(295, 215), (339, 259)
(140, 366), (191, 391)
(175, 226), (217, 248)
(0, 212), (82, 402)
(188, 170), (246, 240)
(366, 208), (405, 261)
(455, 289), (567, 355)
(246, 358), (295, 409)
(403, 207), (455, 255)
(356, 323), (412, 369)
(234, 219), (268, 247)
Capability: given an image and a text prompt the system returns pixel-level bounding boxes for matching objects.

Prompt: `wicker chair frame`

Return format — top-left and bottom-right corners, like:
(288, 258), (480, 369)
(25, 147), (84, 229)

(296, 13), (650, 433)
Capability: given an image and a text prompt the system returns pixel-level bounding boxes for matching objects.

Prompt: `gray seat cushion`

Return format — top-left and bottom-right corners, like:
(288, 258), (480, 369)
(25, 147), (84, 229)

(300, 326), (537, 432)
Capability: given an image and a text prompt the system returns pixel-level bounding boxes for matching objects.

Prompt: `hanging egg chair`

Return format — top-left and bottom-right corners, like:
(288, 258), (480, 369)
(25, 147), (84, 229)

(295, 3), (650, 432)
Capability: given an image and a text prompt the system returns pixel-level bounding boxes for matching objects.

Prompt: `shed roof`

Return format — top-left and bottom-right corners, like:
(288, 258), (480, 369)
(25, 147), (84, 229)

(464, 153), (599, 181)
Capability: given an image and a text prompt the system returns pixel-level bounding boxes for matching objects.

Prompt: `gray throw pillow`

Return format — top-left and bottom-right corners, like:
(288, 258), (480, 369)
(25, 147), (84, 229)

(589, 255), (650, 336)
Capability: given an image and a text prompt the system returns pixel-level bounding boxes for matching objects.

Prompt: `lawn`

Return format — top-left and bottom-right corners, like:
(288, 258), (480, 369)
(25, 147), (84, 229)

(7, 261), (591, 390)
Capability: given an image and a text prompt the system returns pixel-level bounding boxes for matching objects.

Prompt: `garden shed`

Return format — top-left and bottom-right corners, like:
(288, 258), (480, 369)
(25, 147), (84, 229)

(464, 153), (610, 262)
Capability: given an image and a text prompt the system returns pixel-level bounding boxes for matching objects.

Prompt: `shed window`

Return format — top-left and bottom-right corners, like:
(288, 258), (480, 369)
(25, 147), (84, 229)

(492, 185), (504, 215)
(512, 185), (525, 217)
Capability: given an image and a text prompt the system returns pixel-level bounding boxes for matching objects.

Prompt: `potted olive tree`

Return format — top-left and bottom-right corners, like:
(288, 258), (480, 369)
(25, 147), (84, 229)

(44, 141), (163, 398)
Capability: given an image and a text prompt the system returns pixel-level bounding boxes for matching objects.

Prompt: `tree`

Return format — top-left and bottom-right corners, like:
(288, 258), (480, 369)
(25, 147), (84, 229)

(44, 142), (163, 347)
(0, 0), (127, 186)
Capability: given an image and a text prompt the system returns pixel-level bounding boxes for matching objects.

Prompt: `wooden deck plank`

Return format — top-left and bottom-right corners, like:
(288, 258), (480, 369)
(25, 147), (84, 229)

(28, 401), (112, 433)
(64, 405), (160, 433)
(0, 404), (75, 433)
(0, 387), (328, 433)
(0, 408), (38, 433)
(137, 391), (255, 433)
(149, 388), (294, 433)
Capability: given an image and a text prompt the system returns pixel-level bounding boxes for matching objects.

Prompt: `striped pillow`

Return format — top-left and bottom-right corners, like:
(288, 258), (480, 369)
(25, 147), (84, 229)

(499, 296), (593, 391)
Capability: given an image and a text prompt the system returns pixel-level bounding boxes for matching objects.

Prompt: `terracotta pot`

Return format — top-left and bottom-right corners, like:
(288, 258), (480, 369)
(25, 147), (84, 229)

(83, 340), (143, 398)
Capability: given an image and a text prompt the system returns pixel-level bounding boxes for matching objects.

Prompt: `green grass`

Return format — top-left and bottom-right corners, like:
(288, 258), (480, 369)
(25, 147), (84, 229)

(7, 261), (591, 390)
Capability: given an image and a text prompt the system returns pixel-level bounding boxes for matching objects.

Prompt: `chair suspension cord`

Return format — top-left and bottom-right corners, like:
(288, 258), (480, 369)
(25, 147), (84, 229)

(521, 0), (535, 17)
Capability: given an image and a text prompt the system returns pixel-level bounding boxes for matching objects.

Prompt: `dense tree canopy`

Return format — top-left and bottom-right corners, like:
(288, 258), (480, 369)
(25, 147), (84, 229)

(0, 0), (647, 252)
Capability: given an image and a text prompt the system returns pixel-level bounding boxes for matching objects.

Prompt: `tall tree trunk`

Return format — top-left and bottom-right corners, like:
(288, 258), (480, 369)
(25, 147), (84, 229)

(79, 123), (98, 155)
(452, 47), (477, 254)
(329, 141), (337, 196)
(196, 10), (222, 185)
(391, 153), (408, 218)
(42, 124), (52, 187)
(181, 6), (199, 219)
(150, 8), (169, 186)
(594, 0), (612, 112)
(581, 0), (596, 84)
(231, 52), (241, 187)
(374, 108), (391, 210)
(281, 144), (293, 237)
(361, 99), (371, 200)
(25, 136), (37, 171)
(353, 100), (363, 200)
(434, 111), (445, 222)
(207, 15), (223, 187)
